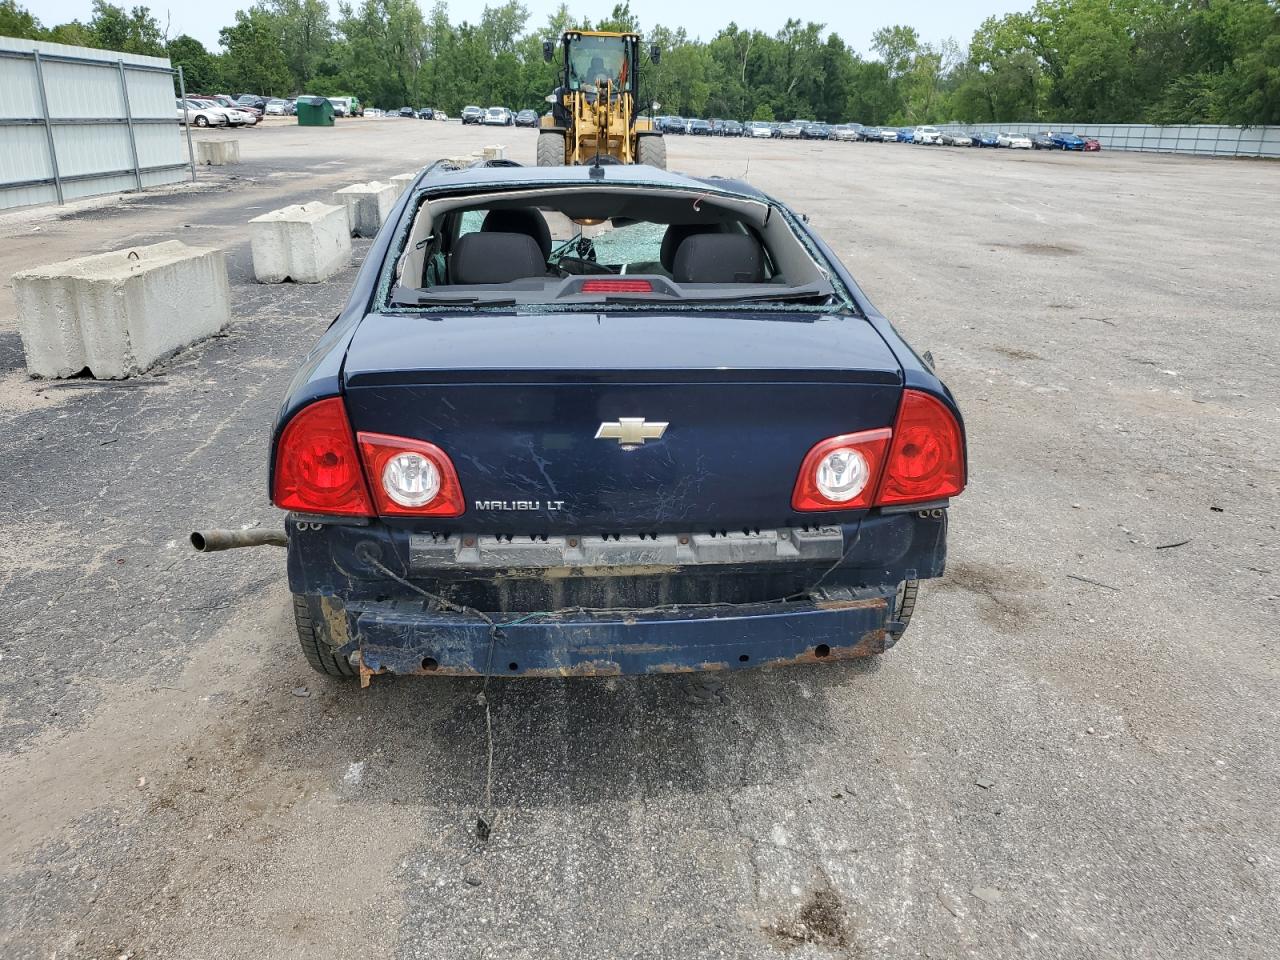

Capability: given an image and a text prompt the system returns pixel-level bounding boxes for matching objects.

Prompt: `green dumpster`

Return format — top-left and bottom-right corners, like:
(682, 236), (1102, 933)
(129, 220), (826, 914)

(296, 96), (334, 126)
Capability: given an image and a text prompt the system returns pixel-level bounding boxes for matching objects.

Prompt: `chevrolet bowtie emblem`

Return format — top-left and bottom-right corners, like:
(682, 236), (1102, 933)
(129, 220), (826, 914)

(595, 417), (668, 448)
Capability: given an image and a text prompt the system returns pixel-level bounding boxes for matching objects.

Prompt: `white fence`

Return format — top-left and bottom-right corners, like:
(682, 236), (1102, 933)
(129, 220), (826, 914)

(0, 36), (194, 211)
(933, 121), (1280, 158)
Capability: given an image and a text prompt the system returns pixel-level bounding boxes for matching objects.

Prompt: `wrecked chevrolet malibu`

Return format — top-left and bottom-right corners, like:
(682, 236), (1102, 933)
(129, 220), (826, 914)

(265, 161), (966, 681)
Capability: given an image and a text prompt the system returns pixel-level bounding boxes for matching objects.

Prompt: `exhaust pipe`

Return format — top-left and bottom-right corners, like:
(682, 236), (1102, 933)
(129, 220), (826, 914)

(190, 528), (288, 552)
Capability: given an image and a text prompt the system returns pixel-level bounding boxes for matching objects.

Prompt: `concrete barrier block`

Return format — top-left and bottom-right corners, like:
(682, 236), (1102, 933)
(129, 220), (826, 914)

(483, 144), (506, 161)
(390, 172), (418, 194)
(195, 139), (240, 165)
(333, 181), (397, 237)
(13, 241), (231, 379)
(249, 201), (351, 283)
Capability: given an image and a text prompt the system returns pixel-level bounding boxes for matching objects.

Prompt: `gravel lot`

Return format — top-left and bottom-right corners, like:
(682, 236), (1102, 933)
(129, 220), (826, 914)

(1, 118), (1277, 959)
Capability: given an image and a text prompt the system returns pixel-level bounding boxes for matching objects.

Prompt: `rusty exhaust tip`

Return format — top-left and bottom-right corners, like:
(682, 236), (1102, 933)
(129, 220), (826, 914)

(421, 657), (439, 672)
(814, 644), (831, 659)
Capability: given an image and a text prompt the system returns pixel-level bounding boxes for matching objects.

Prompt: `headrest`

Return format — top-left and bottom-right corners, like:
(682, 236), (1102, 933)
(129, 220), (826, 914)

(482, 208), (552, 259)
(451, 232), (547, 284)
(672, 233), (766, 284)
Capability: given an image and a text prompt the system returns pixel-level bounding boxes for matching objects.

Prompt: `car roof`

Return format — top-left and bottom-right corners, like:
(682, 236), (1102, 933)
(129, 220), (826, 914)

(415, 162), (769, 201)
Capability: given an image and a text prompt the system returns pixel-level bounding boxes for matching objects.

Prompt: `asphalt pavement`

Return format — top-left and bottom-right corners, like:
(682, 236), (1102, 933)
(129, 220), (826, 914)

(0, 118), (1276, 959)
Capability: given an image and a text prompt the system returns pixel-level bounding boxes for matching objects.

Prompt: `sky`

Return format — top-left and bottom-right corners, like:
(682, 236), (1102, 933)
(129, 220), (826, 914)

(30, 0), (1027, 56)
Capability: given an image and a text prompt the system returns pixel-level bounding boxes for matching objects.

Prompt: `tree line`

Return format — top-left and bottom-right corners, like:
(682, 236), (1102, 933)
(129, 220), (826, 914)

(1, 0), (1276, 125)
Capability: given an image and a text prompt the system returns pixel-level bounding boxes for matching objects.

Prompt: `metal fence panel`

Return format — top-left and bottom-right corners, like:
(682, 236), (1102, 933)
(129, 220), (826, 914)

(935, 120), (1280, 158)
(0, 35), (192, 211)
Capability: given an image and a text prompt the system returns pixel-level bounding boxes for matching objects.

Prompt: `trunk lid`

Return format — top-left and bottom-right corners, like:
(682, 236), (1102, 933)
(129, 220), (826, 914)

(342, 311), (902, 533)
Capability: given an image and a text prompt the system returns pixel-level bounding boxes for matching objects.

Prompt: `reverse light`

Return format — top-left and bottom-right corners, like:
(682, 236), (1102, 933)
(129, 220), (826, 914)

(876, 389), (966, 506)
(357, 433), (465, 517)
(272, 397), (373, 516)
(792, 429), (891, 511)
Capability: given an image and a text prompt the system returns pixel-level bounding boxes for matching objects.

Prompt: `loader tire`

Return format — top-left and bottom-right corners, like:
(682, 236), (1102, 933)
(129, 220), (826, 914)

(537, 130), (565, 166)
(637, 135), (667, 170)
(293, 594), (355, 679)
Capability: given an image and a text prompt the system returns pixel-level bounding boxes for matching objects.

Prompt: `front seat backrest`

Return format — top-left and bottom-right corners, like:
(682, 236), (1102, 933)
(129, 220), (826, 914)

(660, 223), (720, 273)
(672, 233), (766, 284)
(451, 232), (547, 284)
(482, 208), (552, 260)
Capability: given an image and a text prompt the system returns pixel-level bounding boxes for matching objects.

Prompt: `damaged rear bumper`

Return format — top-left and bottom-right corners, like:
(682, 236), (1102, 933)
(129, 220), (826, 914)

(288, 510), (947, 679)
(336, 586), (899, 682)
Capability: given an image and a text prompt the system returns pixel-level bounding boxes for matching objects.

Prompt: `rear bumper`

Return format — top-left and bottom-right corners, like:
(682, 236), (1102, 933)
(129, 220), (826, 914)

(342, 586), (899, 681)
(287, 509), (948, 678)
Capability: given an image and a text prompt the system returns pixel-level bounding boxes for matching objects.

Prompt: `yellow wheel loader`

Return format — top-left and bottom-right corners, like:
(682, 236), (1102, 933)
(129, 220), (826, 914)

(537, 30), (666, 168)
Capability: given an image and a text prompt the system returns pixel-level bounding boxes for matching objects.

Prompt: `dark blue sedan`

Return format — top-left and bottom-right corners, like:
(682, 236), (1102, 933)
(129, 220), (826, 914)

(249, 162), (967, 681)
(1049, 132), (1086, 151)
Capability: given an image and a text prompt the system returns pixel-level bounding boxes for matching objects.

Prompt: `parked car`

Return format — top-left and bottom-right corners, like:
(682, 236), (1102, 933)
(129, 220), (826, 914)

(416, 108), (434, 120)
(434, 111), (449, 121)
(1081, 135), (1101, 152)
(721, 120), (743, 137)
(264, 99), (290, 116)
(878, 127), (899, 142)
(398, 106), (416, 118)
(998, 132), (1033, 149)
(257, 162), (967, 681)
(941, 132), (971, 146)
(913, 126), (943, 145)
(688, 119), (712, 135)
(831, 124), (860, 142)
(461, 105), (484, 124)
(1031, 132), (1057, 149)
(660, 116), (687, 134)
(973, 131), (1000, 148)
(746, 120), (773, 139)
(802, 123), (832, 140)
(1049, 132), (1086, 151)
(175, 98), (226, 127)
(236, 94), (269, 113)
(190, 98), (253, 127)
(515, 109), (538, 127)
(365, 108), (383, 118)
(858, 126), (881, 141)
(777, 122), (803, 138)
(483, 106), (513, 126)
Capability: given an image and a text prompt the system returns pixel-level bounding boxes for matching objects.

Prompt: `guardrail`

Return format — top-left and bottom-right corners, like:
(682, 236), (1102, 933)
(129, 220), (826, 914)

(932, 122), (1280, 159)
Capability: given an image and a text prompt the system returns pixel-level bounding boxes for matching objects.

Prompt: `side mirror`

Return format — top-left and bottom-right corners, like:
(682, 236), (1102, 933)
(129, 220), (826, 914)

(543, 40), (554, 63)
(649, 44), (661, 64)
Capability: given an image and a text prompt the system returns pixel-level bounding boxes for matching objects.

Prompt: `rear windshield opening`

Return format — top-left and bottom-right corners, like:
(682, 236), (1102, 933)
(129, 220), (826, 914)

(388, 187), (844, 310)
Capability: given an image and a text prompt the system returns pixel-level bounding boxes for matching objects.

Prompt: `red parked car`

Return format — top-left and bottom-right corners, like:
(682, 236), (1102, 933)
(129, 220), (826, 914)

(1081, 135), (1101, 152)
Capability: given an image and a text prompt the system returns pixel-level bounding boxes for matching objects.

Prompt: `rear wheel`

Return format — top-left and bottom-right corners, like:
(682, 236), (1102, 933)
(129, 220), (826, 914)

(293, 594), (355, 679)
(637, 135), (667, 170)
(194, 115), (208, 127)
(537, 130), (566, 166)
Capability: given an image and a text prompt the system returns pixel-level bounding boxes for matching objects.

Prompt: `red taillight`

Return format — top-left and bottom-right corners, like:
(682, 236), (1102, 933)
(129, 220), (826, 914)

(792, 429), (892, 511)
(272, 397), (373, 516)
(357, 432), (466, 517)
(791, 390), (965, 512)
(876, 389), (966, 505)
(581, 278), (653, 293)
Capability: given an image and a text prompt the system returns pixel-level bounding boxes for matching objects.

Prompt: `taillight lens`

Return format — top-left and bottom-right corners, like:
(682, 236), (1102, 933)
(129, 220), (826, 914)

(581, 279), (653, 293)
(792, 429), (891, 511)
(357, 433), (465, 517)
(272, 397), (373, 516)
(877, 389), (966, 505)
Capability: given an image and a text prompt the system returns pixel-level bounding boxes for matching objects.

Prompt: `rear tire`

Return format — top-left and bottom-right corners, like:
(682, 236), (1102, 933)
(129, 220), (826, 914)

(637, 135), (667, 170)
(537, 130), (565, 166)
(890, 580), (919, 641)
(194, 115), (208, 127)
(293, 594), (356, 679)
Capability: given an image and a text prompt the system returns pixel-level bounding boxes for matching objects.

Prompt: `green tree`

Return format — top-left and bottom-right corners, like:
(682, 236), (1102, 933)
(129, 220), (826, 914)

(0, 0), (43, 39)
(87, 1), (166, 55)
(219, 7), (292, 95)
(168, 34), (221, 92)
